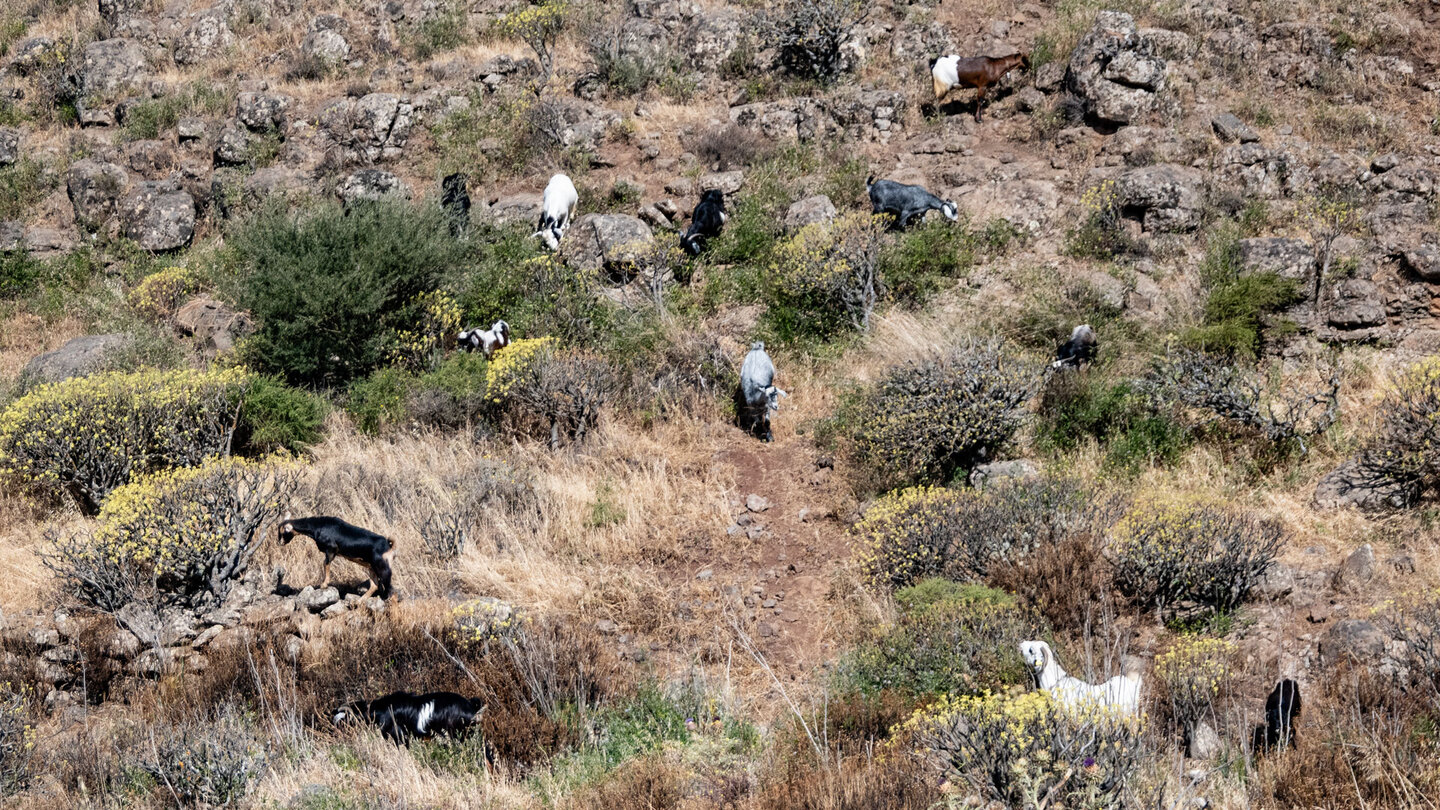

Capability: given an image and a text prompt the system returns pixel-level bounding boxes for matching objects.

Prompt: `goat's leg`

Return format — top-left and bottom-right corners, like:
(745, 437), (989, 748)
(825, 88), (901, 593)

(319, 552), (334, 588)
(974, 85), (987, 122)
(361, 574), (378, 599)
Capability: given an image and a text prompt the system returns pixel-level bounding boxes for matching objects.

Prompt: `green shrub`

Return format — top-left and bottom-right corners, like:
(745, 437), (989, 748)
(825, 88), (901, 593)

(0, 156), (51, 222)
(848, 342), (1039, 488)
(407, 1), (469, 59)
(842, 582), (1033, 698)
(1064, 179), (1134, 259)
(766, 212), (887, 338)
(0, 249), (43, 300)
(454, 241), (611, 347)
(235, 375), (328, 455)
(229, 199), (465, 387)
(43, 457), (298, 610)
(1184, 272), (1302, 358)
(0, 368), (249, 510)
(879, 218), (976, 306)
(904, 690), (1144, 809)
(119, 82), (231, 141)
(1109, 499), (1284, 617)
(344, 367), (415, 435)
(1038, 374), (1190, 472)
(407, 350), (490, 431)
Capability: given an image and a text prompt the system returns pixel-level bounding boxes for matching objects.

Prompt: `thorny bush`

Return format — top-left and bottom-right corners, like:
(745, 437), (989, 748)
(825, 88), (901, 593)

(141, 704), (267, 808)
(1354, 357), (1440, 504)
(770, 0), (868, 85)
(1108, 498), (1283, 618)
(44, 457), (298, 611)
(0, 684), (33, 798)
(0, 368), (249, 511)
(903, 690), (1145, 810)
(504, 345), (615, 448)
(848, 341), (1039, 488)
(419, 457), (534, 560)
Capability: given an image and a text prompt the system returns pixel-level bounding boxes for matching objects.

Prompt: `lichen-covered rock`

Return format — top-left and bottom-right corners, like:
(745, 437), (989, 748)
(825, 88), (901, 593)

(1065, 12), (1166, 127)
(20, 334), (135, 387)
(0, 128), (18, 166)
(784, 195), (837, 231)
(302, 15), (351, 64)
(82, 38), (148, 97)
(1401, 243), (1440, 281)
(1326, 279), (1386, 329)
(1116, 163), (1203, 232)
(685, 10), (746, 71)
(66, 159), (131, 231)
(335, 169), (411, 206)
(120, 182), (196, 251)
(173, 10), (235, 65)
(1237, 237), (1315, 282)
(236, 92), (292, 132)
(318, 93), (414, 164)
(214, 126), (251, 165)
(1211, 113), (1259, 143)
(561, 214), (656, 275)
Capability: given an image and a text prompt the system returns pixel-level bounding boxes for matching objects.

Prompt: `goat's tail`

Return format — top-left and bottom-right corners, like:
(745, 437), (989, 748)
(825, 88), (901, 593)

(865, 174), (875, 190)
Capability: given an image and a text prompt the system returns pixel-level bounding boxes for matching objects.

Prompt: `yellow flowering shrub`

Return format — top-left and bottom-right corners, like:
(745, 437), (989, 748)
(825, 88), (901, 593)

(0, 683), (34, 797)
(1155, 636), (1233, 729)
(496, 1), (566, 87)
(1065, 178), (1131, 259)
(485, 336), (556, 403)
(451, 597), (531, 653)
(128, 266), (199, 322)
(44, 457), (297, 610)
(848, 341), (1039, 489)
(854, 486), (970, 587)
(1109, 497), (1283, 617)
(0, 368), (250, 510)
(767, 212), (887, 337)
(389, 290), (463, 371)
(902, 689), (1143, 809)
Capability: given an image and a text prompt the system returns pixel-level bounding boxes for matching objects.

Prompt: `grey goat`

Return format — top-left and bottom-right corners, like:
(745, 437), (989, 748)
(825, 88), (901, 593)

(738, 342), (787, 442)
(866, 175), (959, 230)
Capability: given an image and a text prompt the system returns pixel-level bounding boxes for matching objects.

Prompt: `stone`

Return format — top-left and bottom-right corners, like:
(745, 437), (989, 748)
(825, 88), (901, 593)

(0, 128), (18, 166)
(596, 619), (618, 634)
(969, 459), (1040, 489)
(784, 195), (838, 231)
(1334, 544), (1376, 592)
(696, 568), (714, 581)
(7, 37), (55, 75)
(560, 214), (655, 276)
(175, 295), (254, 354)
(1187, 720), (1222, 759)
(318, 93), (414, 164)
(1116, 163), (1203, 232)
(177, 116), (208, 142)
(22, 228), (76, 257)
(130, 648), (180, 677)
(1211, 113), (1260, 143)
(236, 92), (292, 132)
(119, 182), (196, 251)
(298, 586), (342, 613)
(115, 603), (198, 648)
(487, 193), (543, 227)
(66, 159), (130, 231)
(1103, 51), (1166, 90)
(700, 170), (745, 195)
(320, 602), (349, 619)
(685, 10), (745, 71)
(214, 127), (251, 165)
(757, 621), (777, 638)
(1401, 244), (1440, 282)
(335, 169), (411, 206)
(746, 494), (770, 513)
(302, 15), (351, 64)
(0, 221), (20, 251)
(1326, 279), (1386, 329)
(20, 334), (134, 386)
(1236, 237), (1314, 282)
(1320, 619), (1386, 667)
(82, 38), (148, 97)
(1315, 459), (1416, 510)
(173, 11), (235, 65)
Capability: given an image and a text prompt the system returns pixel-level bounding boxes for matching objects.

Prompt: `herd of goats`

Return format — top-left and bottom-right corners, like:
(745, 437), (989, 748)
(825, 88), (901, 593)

(283, 49), (1303, 758)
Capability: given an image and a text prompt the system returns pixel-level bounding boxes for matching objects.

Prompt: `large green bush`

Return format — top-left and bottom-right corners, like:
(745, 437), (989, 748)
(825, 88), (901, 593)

(848, 341), (1039, 488)
(453, 239), (611, 347)
(229, 199), (465, 387)
(234, 375), (329, 455)
(0, 368), (249, 510)
(766, 212), (887, 339)
(1037, 373), (1190, 473)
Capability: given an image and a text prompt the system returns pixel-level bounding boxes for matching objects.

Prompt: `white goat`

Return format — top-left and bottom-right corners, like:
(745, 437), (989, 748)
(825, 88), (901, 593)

(457, 320), (511, 358)
(1019, 640), (1142, 716)
(533, 173), (578, 251)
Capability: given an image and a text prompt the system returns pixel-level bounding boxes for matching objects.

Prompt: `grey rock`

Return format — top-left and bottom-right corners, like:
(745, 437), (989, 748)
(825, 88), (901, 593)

(1013, 86), (1046, 113)
(21, 334), (134, 387)
(77, 98), (117, 128)
(1326, 279), (1386, 329)
(66, 159), (130, 231)
(298, 586), (342, 613)
(757, 621), (777, 638)
(746, 494), (771, 513)
(318, 93), (414, 164)
(1211, 113), (1259, 143)
(6, 37), (55, 75)
(487, 193), (543, 227)
(1117, 163), (1204, 232)
(1401, 244), (1440, 282)
(1315, 458), (1416, 510)
(173, 11), (235, 65)
(1103, 50), (1166, 90)
(177, 116), (208, 142)
(214, 127), (251, 165)
(115, 603), (198, 648)
(1320, 619), (1386, 668)
(236, 92), (292, 132)
(969, 459), (1041, 489)
(560, 214), (655, 275)
(335, 169), (411, 206)
(700, 170), (745, 195)
(1236, 237), (1315, 282)
(1334, 544), (1375, 592)
(686, 10), (745, 71)
(696, 568), (714, 581)
(0, 221), (20, 251)
(119, 182), (196, 251)
(1187, 719), (1222, 759)
(175, 295), (254, 354)
(22, 227), (75, 257)
(82, 38), (147, 97)
(1033, 61), (1066, 92)
(302, 15), (351, 64)
(1371, 153), (1401, 173)
(638, 205), (669, 228)
(784, 195), (837, 231)
(320, 601), (350, 619)
(1066, 12), (1162, 126)
(0, 128), (18, 166)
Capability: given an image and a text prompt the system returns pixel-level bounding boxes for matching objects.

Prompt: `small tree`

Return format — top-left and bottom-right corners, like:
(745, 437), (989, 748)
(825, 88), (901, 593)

(498, 1), (567, 94)
(771, 0), (869, 85)
(1298, 195), (1358, 313)
(849, 341), (1039, 487)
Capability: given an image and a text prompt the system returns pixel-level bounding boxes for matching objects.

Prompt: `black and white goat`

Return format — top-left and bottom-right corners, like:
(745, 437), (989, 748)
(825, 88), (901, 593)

(457, 320), (511, 358)
(738, 342), (787, 443)
(866, 175), (959, 230)
(681, 189), (727, 256)
(1052, 324), (1098, 369)
(278, 516), (395, 599)
(1252, 679), (1301, 754)
(333, 691), (485, 744)
(534, 173), (578, 251)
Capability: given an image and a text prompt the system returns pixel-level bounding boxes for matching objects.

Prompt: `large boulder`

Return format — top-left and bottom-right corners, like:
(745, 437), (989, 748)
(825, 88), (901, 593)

(175, 295), (254, 354)
(488, 193), (543, 227)
(1116, 163), (1203, 232)
(1314, 458), (1416, 510)
(213, 126), (251, 166)
(318, 93), (414, 164)
(173, 10), (235, 65)
(119, 182), (196, 251)
(784, 195), (837, 231)
(1326, 279), (1386, 329)
(21, 334), (135, 387)
(0, 128), (18, 166)
(81, 38), (148, 97)
(302, 15), (351, 65)
(1319, 619), (1386, 668)
(1237, 237), (1315, 282)
(685, 10), (746, 71)
(66, 159), (131, 231)
(561, 214), (656, 275)
(335, 169), (411, 206)
(236, 92), (292, 132)
(1066, 12), (1166, 127)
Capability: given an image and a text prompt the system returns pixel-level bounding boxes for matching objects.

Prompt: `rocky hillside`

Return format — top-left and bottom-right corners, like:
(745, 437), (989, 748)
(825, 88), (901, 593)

(4, 0), (1440, 807)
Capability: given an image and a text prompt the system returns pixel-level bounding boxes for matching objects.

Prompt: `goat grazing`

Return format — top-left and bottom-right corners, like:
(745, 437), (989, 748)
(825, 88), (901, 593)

(682, 189), (727, 256)
(1252, 679), (1301, 754)
(333, 691), (485, 744)
(738, 342), (787, 443)
(278, 516), (395, 599)
(931, 52), (1029, 122)
(1052, 324), (1098, 369)
(534, 173), (579, 251)
(866, 175), (959, 230)
(457, 320), (511, 358)
(1019, 640), (1142, 716)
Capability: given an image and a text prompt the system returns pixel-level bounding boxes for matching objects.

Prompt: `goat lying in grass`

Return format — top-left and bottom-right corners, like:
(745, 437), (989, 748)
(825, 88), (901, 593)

(1052, 324), (1098, 369)
(1020, 640), (1142, 716)
(931, 52), (1029, 122)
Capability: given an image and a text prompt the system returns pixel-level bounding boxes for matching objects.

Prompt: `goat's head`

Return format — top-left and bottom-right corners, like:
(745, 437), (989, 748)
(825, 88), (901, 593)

(941, 201), (960, 222)
(763, 385), (785, 413)
(278, 516), (295, 545)
(681, 233), (705, 256)
(1018, 52), (1031, 70)
(493, 321), (511, 343)
(1019, 640), (1051, 674)
(701, 188), (725, 206)
(1072, 324), (1095, 343)
(534, 227), (562, 251)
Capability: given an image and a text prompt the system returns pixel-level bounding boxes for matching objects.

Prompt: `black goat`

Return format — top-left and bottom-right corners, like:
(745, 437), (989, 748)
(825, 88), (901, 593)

(333, 691), (486, 743)
(866, 176), (959, 230)
(278, 516), (395, 599)
(682, 189), (727, 255)
(1252, 679), (1301, 754)
(1052, 324), (1098, 369)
